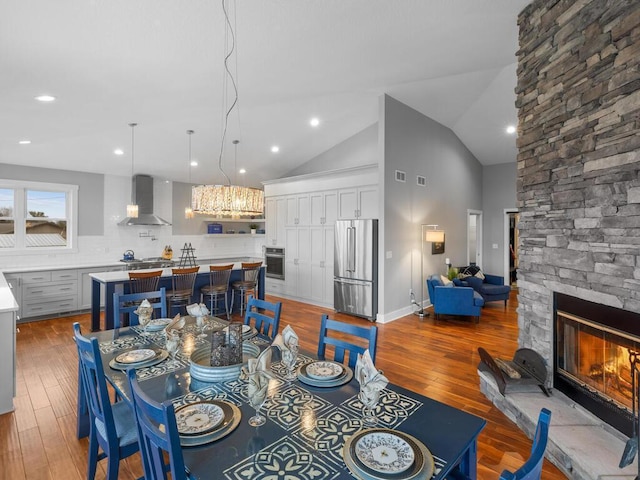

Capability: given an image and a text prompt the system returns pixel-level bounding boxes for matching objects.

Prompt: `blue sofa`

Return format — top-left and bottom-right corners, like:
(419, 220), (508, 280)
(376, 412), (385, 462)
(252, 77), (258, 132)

(426, 275), (484, 323)
(462, 274), (511, 306)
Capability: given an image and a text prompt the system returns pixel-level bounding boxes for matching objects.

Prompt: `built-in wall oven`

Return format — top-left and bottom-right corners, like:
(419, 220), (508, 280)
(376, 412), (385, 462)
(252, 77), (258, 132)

(265, 247), (285, 280)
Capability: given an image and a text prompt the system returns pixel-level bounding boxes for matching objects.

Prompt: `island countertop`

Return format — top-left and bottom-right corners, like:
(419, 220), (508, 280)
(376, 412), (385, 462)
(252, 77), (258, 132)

(89, 260), (265, 331)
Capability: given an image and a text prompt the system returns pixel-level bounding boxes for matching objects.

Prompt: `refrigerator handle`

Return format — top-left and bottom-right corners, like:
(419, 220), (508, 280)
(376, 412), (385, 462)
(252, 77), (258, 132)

(347, 226), (356, 272)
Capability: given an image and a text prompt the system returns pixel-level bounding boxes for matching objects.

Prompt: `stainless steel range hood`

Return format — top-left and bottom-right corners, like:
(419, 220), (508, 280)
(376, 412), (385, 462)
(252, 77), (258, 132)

(118, 174), (171, 226)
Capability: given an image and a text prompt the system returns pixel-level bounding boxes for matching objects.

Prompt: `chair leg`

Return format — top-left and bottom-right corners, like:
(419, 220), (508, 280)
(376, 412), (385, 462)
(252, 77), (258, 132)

(105, 450), (120, 480)
(87, 430), (99, 480)
(475, 316), (480, 324)
(504, 299), (508, 307)
(224, 292), (230, 319)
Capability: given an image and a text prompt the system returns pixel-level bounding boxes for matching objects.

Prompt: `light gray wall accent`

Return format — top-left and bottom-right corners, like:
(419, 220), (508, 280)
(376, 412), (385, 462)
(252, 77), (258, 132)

(172, 182), (205, 235)
(0, 162), (104, 235)
(285, 123), (378, 177)
(482, 162), (516, 276)
(380, 95), (483, 315)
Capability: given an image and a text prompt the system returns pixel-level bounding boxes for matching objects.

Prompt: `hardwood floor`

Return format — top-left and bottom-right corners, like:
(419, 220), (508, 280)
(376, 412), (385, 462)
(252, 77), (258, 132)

(1, 292), (567, 479)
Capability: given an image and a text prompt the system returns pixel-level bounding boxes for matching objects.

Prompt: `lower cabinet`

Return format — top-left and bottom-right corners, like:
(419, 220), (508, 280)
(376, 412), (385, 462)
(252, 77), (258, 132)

(0, 290), (17, 414)
(309, 226), (334, 306)
(78, 266), (124, 310)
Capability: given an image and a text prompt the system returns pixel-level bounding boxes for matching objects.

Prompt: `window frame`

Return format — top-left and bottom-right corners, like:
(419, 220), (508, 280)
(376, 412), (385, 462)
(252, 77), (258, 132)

(0, 179), (79, 255)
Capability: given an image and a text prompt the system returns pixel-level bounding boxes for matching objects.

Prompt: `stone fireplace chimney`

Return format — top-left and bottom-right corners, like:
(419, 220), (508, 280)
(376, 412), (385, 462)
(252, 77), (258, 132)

(516, 0), (640, 371)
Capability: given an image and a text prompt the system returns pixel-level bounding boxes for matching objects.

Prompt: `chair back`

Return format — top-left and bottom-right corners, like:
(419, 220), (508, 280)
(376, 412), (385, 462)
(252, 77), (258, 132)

(113, 287), (167, 328)
(128, 270), (162, 294)
(317, 314), (378, 369)
(240, 261), (262, 286)
(499, 408), (552, 480)
(171, 267), (200, 298)
(73, 323), (118, 447)
(127, 369), (188, 480)
(208, 264), (233, 292)
(244, 295), (282, 339)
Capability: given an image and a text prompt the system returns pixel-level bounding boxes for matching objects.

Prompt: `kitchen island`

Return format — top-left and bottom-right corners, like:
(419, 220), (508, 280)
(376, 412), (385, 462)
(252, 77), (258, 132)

(89, 258), (264, 331)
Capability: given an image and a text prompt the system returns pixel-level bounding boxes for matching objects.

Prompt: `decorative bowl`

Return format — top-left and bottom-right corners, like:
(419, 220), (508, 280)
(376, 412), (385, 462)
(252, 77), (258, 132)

(190, 342), (261, 382)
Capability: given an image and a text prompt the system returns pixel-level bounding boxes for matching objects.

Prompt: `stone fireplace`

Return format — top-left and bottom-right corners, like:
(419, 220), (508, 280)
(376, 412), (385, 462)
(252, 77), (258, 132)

(481, 1), (640, 478)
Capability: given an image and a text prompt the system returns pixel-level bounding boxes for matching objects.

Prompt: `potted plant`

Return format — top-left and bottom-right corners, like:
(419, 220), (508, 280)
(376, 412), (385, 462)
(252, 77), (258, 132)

(249, 223), (259, 235)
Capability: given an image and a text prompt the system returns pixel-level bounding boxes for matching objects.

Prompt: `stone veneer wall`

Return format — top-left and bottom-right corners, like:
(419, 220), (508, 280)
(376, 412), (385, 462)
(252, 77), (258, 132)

(516, 0), (640, 368)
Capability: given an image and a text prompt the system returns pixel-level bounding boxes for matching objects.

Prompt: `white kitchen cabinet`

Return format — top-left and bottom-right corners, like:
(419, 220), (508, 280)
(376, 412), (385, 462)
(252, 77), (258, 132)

(285, 194), (310, 226)
(310, 226), (335, 306)
(18, 268), (78, 320)
(0, 273), (18, 414)
(284, 227), (311, 299)
(337, 185), (378, 219)
(266, 196), (287, 247)
(310, 190), (337, 226)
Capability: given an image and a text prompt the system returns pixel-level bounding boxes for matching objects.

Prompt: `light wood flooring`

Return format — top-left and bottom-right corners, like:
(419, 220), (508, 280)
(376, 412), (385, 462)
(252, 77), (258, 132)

(0, 292), (567, 479)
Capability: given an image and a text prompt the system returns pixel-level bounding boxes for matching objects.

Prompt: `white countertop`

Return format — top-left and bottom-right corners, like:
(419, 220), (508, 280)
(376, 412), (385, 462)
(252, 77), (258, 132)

(89, 259), (263, 283)
(0, 273), (19, 313)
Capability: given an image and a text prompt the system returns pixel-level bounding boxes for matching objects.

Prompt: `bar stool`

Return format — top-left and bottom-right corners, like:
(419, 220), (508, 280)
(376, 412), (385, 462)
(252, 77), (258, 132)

(128, 270), (162, 293)
(200, 264), (233, 319)
(167, 267), (199, 315)
(231, 261), (262, 316)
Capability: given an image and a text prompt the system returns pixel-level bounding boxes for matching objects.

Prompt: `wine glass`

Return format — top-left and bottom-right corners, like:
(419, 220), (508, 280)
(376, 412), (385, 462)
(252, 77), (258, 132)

(359, 388), (381, 426)
(196, 316), (208, 339)
(138, 312), (152, 335)
(165, 330), (180, 360)
(247, 373), (268, 427)
(282, 344), (299, 381)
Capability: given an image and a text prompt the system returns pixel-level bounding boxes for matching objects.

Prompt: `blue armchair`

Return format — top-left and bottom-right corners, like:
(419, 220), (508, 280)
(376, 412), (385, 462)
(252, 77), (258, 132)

(426, 275), (484, 323)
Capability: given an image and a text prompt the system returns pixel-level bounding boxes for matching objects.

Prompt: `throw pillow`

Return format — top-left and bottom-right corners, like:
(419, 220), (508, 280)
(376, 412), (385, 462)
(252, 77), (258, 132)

(440, 275), (452, 286)
(475, 270), (485, 280)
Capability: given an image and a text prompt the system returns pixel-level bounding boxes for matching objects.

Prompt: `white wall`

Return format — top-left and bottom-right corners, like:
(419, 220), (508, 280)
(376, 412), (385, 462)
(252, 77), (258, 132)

(380, 95), (483, 317)
(481, 162), (516, 276)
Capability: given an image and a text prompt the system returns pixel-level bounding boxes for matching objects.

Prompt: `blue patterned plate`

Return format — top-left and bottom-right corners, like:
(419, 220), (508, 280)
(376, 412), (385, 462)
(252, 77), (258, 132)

(297, 363), (353, 388)
(305, 361), (344, 380)
(355, 431), (414, 474)
(109, 349), (168, 371)
(175, 401), (225, 435)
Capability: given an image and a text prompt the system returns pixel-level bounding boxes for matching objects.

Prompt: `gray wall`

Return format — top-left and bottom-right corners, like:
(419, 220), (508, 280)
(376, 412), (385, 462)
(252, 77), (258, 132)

(0, 163), (104, 235)
(380, 95), (483, 315)
(285, 123), (378, 177)
(482, 162), (516, 276)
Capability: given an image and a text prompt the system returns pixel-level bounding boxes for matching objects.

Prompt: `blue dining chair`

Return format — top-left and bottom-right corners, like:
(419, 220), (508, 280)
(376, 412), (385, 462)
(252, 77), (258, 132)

(73, 323), (140, 480)
(127, 368), (191, 480)
(244, 295), (282, 339)
(499, 408), (552, 480)
(317, 314), (378, 369)
(113, 287), (167, 328)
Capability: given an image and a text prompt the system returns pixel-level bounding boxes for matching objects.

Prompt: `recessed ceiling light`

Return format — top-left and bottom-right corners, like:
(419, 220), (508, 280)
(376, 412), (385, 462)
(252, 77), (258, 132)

(310, 117), (320, 127)
(35, 95), (56, 102)
(239, 168), (246, 174)
(114, 148), (124, 155)
(506, 125), (516, 134)
(190, 160), (198, 167)
(271, 145), (280, 153)
(18, 140), (31, 145)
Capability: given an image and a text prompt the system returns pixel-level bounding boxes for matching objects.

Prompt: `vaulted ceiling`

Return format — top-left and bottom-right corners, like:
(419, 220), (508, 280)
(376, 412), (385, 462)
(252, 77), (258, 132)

(0, 0), (528, 187)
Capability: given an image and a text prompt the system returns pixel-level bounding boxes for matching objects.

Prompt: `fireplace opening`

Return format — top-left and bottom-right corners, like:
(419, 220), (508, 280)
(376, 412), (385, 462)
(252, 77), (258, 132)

(554, 292), (640, 436)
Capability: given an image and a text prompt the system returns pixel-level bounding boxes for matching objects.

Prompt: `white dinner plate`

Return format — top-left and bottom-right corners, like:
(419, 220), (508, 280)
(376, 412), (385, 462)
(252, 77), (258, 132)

(305, 361), (344, 380)
(175, 401), (224, 435)
(115, 348), (156, 364)
(145, 318), (172, 331)
(355, 431), (415, 474)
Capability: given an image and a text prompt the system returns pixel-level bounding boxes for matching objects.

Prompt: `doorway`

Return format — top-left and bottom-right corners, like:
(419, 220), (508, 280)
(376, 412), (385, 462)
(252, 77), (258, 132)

(504, 210), (519, 287)
(467, 210), (482, 268)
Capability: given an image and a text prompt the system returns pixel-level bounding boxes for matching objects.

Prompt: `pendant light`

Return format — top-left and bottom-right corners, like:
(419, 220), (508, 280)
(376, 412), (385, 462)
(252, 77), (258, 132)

(185, 130), (195, 219)
(191, 0), (264, 217)
(126, 123), (139, 218)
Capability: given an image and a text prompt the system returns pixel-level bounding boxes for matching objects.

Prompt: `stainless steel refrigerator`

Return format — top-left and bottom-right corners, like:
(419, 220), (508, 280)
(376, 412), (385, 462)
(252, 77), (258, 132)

(334, 219), (378, 321)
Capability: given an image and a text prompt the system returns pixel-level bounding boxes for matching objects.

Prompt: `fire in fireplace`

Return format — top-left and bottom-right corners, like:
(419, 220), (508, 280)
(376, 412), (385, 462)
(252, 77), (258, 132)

(554, 292), (640, 436)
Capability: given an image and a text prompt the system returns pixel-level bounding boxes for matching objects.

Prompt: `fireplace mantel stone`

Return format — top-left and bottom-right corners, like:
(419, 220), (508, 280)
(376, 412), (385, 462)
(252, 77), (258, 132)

(480, 370), (637, 480)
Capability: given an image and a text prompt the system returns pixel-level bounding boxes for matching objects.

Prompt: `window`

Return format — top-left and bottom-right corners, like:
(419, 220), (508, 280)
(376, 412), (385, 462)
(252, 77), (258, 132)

(0, 180), (78, 254)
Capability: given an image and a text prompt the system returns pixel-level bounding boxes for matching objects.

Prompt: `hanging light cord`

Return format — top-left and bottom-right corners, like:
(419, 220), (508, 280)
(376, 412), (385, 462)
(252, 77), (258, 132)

(129, 123), (137, 202)
(217, 0), (238, 186)
(187, 130), (194, 183)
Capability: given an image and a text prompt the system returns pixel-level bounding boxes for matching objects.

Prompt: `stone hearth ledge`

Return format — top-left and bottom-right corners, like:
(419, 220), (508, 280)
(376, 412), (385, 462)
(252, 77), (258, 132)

(479, 369), (637, 480)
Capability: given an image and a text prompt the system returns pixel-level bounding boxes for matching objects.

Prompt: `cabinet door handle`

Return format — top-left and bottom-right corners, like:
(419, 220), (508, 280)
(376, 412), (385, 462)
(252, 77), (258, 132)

(320, 261), (324, 268)
(60, 287), (72, 291)
(31, 290), (43, 294)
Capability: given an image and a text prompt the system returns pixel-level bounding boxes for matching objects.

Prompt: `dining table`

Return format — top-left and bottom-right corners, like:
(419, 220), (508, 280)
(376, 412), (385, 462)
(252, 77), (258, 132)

(86, 316), (486, 480)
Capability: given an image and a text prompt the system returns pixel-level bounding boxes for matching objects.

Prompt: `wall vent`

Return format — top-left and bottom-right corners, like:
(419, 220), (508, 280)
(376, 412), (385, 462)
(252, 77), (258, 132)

(417, 175), (426, 187)
(395, 170), (406, 182)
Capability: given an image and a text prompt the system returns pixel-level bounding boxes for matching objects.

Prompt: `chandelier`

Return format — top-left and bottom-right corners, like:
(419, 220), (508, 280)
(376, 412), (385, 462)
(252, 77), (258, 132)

(191, 0), (264, 217)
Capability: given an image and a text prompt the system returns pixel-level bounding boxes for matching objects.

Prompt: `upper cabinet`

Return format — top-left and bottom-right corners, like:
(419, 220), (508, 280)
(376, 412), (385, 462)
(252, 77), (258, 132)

(266, 197), (287, 246)
(285, 194), (310, 227)
(337, 185), (378, 219)
(310, 191), (337, 226)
